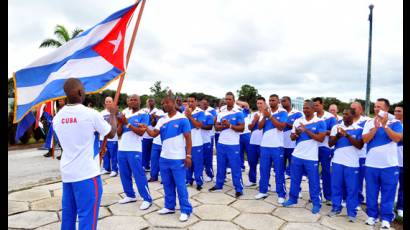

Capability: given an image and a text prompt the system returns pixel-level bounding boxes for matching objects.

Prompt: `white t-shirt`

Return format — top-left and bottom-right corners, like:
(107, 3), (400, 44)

(249, 111), (263, 145)
(152, 111), (166, 146)
(155, 112), (191, 160)
(99, 109), (118, 141)
(201, 111), (215, 144)
(291, 116), (326, 161)
(363, 118), (403, 168)
(330, 123), (363, 167)
(53, 104), (111, 183)
(260, 108), (288, 148)
(315, 111), (338, 149)
(241, 109), (252, 134)
(216, 106), (244, 145)
(187, 107), (206, 147)
(283, 109), (304, 149)
(118, 109), (149, 152)
(142, 107), (161, 139)
(353, 116), (370, 158)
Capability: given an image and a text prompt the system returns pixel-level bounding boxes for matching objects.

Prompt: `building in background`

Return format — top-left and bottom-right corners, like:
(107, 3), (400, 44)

(291, 97), (304, 111)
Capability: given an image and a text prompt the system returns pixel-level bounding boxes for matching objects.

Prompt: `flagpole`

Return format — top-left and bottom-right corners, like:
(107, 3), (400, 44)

(99, 0), (147, 164)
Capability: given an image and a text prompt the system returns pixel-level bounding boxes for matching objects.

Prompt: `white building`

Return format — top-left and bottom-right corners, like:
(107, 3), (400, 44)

(291, 97), (304, 111)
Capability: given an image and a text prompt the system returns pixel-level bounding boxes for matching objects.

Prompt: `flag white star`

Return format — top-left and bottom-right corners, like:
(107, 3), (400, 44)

(109, 31), (122, 54)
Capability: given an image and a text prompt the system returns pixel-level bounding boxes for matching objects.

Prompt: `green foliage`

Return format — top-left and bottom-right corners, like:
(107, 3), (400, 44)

(39, 24), (84, 48)
(237, 84), (261, 110)
(149, 81), (169, 107)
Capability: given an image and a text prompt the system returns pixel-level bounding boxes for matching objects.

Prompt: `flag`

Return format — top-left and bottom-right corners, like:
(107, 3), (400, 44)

(13, 1), (140, 123)
(15, 112), (35, 142)
(35, 101), (53, 129)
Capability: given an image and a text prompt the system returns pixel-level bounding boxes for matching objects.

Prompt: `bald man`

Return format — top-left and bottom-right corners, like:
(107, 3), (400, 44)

(100, 97), (119, 177)
(53, 78), (117, 230)
(328, 104), (342, 122)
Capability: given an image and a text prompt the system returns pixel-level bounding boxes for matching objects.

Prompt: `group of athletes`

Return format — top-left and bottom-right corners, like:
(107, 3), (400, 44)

(52, 78), (403, 229)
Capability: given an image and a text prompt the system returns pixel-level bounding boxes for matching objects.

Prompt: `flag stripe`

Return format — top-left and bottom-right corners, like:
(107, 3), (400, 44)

(16, 67), (122, 120)
(24, 19), (120, 69)
(17, 56), (114, 105)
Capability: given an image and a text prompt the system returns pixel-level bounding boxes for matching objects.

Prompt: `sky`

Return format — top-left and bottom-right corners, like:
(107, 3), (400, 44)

(8, 0), (403, 103)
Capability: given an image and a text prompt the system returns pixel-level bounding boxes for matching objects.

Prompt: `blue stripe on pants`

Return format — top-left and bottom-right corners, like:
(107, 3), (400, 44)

(289, 156), (321, 207)
(247, 144), (260, 183)
(203, 142), (214, 178)
(100, 141), (118, 172)
(150, 144), (162, 180)
(397, 167), (403, 211)
(259, 147), (286, 197)
(284, 148), (294, 176)
(358, 158), (366, 204)
(215, 143), (243, 192)
(365, 166), (399, 222)
(142, 138), (153, 170)
(186, 145), (204, 186)
(319, 146), (332, 201)
(61, 176), (102, 230)
(331, 163), (359, 217)
(239, 133), (251, 169)
(118, 151), (152, 202)
(160, 157), (193, 215)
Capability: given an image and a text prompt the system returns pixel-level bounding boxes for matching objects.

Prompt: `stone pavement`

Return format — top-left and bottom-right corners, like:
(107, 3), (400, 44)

(8, 167), (397, 230)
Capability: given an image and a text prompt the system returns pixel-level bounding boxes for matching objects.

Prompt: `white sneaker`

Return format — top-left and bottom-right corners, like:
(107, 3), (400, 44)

(277, 197), (285, 204)
(285, 174), (290, 180)
(109, 171), (118, 177)
(139, 201), (152, 210)
(356, 206), (361, 211)
(204, 175), (212, 182)
(101, 169), (110, 175)
(157, 208), (175, 215)
(341, 201), (346, 208)
(179, 213), (189, 222)
(302, 176), (307, 181)
(398, 209), (403, 217)
(255, 193), (268, 200)
(244, 181), (257, 187)
(227, 168), (231, 174)
(381, 220), (390, 229)
(299, 192), (303, 198)
(365, 217), (378, 226)
(118, 196), (137, 204)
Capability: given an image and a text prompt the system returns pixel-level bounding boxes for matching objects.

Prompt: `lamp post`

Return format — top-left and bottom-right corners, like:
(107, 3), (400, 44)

(365, 4), (374, 116)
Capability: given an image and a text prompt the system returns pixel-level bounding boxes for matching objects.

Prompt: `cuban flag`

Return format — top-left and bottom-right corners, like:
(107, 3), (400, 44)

(13, 1), (140, 123)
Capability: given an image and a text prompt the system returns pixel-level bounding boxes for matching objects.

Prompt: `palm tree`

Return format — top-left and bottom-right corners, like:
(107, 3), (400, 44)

(39, 24), (83, 48)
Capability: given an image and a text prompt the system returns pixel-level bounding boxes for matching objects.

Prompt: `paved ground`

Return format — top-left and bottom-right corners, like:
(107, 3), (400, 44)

(8, 148), (401, 229)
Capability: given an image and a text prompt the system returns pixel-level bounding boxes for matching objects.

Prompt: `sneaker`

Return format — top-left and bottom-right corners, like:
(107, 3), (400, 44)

(365, 217), (377, 226)
(118, 196), (137, 204)
(324, 200), (332, 206)
(254, 193), (268, 200)
(144, 167), (150, 172)
(311, 205), (321, 214)
(282, 200), (297, 207)
(209, 186), (222, 192)
(244, 181), (257, 187)
(109, 171), (118, 177)
(285, 174), (290, 180)
(101, 169), (110, 175)
(56, 155), (62, 160)
(328, 210), (341, 217)
(204, 175), (212, 182)
(302, 176), (308, 181)
(196, 185), (202, 191)
(157, 208), (175, 215)
(341, 201), (346, 207)
(381, 220), (390, 229)
(277, 197), (285, 204)
(148, 178), (158, 182)
(43, 151), (52, 157)
(299, 192), (303, 199)
(348, 216), (356, 222)
(355, 206), (361, 211)
(235, 191), (243, 198)
(179, 213), (189, 222)
(398, 209), (403, 218)
(227, 168), (231, 174)
(139, 201), (152, 210)
(186, 181), (193, 186)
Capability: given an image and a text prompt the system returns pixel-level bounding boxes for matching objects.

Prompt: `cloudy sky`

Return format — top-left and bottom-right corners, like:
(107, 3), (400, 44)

(8, 0), (402, 103)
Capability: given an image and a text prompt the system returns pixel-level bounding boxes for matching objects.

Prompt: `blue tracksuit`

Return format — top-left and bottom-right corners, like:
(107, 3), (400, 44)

(397, 166), (403, 211)
(283, 110), (303, 176)
(239, 133), (251, 170)
(150, 143), (162, 180)
(215, 143), (243, 192)
(202, 112), (215, 178)
(247, 144), (260, 183)
(61, 176), (102, 230)
(100, 140), (118, 173)
(142, 138), (153, 170)
(186, 146), (204, 186)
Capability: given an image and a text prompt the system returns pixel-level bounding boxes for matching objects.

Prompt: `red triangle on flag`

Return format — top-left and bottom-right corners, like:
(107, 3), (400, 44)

(93, 5), (137, 71)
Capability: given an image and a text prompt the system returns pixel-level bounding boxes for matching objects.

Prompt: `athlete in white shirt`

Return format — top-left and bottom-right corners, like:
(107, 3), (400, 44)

(53, 78), (117, 230)
(328, 108), (364, 222)
(148, 107), (165, 182)
(116, 95), (152, 210)
(200, 99), (216, 182)
(99, 96), (119, 177)
(245, 97), (265, 187)
(209, 92), (245, 198)
(362, 98), (403, 228)
(255, 94), (288, 203)
(394, 103), (403, 218)
(185, 94), (206, 190)
(313, 97), (338, 204)
(283, 100), (326, 214)
(145, 95), (193, 222)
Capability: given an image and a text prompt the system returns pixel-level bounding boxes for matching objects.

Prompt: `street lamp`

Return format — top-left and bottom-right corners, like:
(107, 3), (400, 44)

(365, 4), (374, 116)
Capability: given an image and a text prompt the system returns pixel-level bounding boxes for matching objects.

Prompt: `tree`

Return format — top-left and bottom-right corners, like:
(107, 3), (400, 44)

(149, 81), (169, 107)
(237, 84), (261, 110)
(39, 25), (83, 48)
